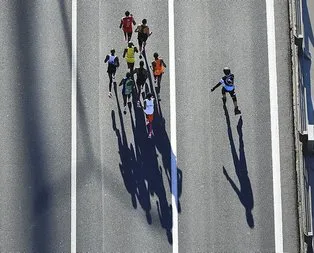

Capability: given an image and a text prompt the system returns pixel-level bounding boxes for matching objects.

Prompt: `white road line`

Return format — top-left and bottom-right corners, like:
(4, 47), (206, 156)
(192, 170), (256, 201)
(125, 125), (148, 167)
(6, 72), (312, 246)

(98, 2), (106, 252)
(168, 0), (178, 252)
(266, 0), (283, 252)
(71, 0), (77, 252)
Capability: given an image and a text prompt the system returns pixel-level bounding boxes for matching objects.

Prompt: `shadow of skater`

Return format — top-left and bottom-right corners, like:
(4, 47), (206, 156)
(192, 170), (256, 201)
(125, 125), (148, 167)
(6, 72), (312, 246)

(222, 103), (254, 228)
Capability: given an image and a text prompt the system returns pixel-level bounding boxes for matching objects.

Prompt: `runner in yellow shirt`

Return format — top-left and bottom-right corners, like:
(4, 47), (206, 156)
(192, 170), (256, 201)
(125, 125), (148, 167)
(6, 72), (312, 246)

(123, 41), (138, 73)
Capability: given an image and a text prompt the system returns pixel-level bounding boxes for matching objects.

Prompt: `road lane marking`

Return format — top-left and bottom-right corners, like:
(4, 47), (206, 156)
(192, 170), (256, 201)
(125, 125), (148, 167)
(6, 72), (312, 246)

(98, 2), (106, 252)
(71, 0), (77, 252)
(266, 0), (283, 252)
(168, 0), (178, 252)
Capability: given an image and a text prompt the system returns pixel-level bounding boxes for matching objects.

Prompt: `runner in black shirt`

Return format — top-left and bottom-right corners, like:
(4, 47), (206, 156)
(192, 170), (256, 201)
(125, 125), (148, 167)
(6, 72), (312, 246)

(132, 61), (148, 107)
(135, 19), (152, 58)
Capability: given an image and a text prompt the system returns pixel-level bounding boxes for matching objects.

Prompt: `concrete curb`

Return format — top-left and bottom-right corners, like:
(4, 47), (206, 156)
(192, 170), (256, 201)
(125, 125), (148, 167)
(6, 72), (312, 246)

(288, 0), (312, 252)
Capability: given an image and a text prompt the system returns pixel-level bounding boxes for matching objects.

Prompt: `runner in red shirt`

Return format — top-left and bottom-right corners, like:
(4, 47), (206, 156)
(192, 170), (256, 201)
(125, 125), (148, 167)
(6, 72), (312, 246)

(119, 11), (136, 42)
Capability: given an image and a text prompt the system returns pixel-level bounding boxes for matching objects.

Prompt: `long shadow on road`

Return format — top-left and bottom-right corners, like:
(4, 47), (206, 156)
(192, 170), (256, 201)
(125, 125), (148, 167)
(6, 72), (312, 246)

(15, 2), (52, 252)
(112, 54), (182, 244)
(142, 49), (182, 213)
(112, 84), (173, 243)
(222, 103), (254, 228)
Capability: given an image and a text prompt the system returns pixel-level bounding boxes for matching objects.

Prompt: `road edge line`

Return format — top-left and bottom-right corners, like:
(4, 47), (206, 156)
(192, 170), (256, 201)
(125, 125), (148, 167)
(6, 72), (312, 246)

(71, 0), (77, 252)
(168, 0), (178, 252)
(266, 0), (284, 252)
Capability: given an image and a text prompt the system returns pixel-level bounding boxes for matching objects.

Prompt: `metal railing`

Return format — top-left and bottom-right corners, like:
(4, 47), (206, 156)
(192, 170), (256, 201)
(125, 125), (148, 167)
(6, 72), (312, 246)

(295, 0), (304, 48)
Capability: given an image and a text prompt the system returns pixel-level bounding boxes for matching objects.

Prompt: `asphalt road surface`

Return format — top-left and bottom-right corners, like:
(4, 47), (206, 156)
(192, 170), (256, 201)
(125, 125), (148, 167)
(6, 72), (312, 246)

(1, 0), (299, 252)
(175, 1), (298, 252)
(0, 1), (71, 252)
(77, 1), (172, 252)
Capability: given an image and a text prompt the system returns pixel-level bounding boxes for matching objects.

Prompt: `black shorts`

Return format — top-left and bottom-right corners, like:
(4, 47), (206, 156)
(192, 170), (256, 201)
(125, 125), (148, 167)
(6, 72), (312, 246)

(107, 65), (116, 74)
(222, 87), (236, 97)
(126, 32), (132, 39)
(127, 62), (134, 69)
(138, 34), (148, 46)
(136, 79), (145, 87)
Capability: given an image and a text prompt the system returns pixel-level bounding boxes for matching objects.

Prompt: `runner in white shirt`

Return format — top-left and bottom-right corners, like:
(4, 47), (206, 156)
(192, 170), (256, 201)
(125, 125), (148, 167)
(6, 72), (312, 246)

(143, 93), (155, 138)
(104, 49), (119, 98)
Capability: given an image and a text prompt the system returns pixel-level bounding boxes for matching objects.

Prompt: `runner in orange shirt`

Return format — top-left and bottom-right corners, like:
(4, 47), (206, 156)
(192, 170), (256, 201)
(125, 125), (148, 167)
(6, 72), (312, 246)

(152, 52), (166, 101)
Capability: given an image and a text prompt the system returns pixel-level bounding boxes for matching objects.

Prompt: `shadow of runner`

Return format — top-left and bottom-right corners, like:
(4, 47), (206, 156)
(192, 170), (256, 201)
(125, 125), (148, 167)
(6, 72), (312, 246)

(112, 74), (175, 243)
(142, 47), (182, 213)
(153, 105), (182, 214)
(129, 91), (173, 243)
(222, 103), (254, 228)
(129, 104), (153, 223)
(111, 84), (138, 210)
(142, 49), (155, 95)
(112, 45), (183, 244)
(132, 60), (182, 242)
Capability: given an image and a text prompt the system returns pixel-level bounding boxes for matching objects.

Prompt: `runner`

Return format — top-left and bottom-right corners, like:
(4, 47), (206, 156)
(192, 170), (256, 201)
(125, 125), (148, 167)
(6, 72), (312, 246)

(143, 93), (155, 138)
(135, 19), (152, 58)
(104, 48), (119, 98)
(132, 60), (148, 107)
(152, 52), (166, 101)
(123, 41), (138, 73)
(119, 11), (136, 42)
(211, 67), (241, 115)
(119, 72), (135, 114)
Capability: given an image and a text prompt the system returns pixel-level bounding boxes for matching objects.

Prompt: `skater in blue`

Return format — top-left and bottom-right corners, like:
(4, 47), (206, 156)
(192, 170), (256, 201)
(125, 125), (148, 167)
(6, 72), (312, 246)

(211, 67), (241, 115)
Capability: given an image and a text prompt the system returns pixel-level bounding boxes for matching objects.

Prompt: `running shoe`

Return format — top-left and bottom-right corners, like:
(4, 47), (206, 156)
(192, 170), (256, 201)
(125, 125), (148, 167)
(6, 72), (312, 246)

(108, 92), (112, 98)
(234, 107), (241, 115)
(157, 94), (161, 101)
